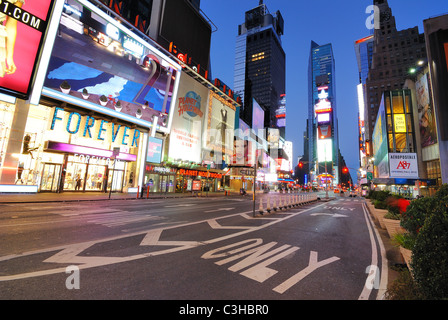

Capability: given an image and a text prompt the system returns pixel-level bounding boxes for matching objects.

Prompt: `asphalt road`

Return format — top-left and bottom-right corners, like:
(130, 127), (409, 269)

(0, 193), (387, 305)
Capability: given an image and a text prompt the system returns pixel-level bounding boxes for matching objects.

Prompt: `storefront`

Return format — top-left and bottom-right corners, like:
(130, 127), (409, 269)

(0, 0), (183, 194)
(144, 165), (176, 193)
(176, 168), (223, 193)
(0, 102), (145, 193)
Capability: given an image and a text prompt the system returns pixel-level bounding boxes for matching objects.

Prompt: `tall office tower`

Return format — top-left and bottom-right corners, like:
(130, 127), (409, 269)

(234, 1), (286, 137)
(100, 0), (212, 79)
(364, 0), (427, 155)
(307, 41), (340, 186)
(354, 35), (374, 168)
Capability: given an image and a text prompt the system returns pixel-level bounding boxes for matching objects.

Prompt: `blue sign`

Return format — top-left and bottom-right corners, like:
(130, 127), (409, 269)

(146, 137), (163, 163)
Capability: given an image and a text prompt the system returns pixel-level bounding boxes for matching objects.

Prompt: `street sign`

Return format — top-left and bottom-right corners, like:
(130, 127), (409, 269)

(367, 172), (373, 181)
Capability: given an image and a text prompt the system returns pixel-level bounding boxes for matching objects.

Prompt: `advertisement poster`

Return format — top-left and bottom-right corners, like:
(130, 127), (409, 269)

(146, 137), (163, 164)
(0, 0), (54, 98)
(318, 125), (331, 139)
(389, 153), (419, 178)
(373, 104), (389, 178)
(43, 0), (180, 131)
(203, 91), (235, 165)
(416, 73), (437, 147)
(252, 98), (264, 132)
(168, 74), (208, 163)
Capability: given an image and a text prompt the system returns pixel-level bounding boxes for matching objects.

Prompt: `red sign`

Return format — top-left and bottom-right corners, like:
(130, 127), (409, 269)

(0, 0), (55, 98)
(318, 125), (332, 139)
(192, 180), (201, 191)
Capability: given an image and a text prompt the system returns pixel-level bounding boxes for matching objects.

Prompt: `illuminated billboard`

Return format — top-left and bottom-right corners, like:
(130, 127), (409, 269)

(147, 137), (163, 164)
(276, 94), (286, 128)
(317, 139), (332, 162)
(318, 125), (332, 139)
(0, 0), (55, 99)
(416, 72), (437, 147)
(41, 0), (181, 133)
(317, 113), (330, 124)
(252, 98), (265, 132)
(168, 74), (208, 163)
(203, 91), (236, 165)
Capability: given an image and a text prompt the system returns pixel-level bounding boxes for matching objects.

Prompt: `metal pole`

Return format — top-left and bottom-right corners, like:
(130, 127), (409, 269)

(108, 158), (116, 199)
(253, 161), (257, 217)
(325, 146), (328, 199)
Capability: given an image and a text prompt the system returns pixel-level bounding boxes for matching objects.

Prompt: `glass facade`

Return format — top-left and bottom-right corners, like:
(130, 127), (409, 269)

(307, 42), (339, 181)
(234, 4), (286, 137)
(384, 90), (416, 153)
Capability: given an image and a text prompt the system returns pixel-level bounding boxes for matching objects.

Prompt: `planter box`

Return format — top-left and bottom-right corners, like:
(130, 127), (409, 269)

(383, 218), (406, 238)
(372, 208), (388, 229)
(400, 246), (413, 271)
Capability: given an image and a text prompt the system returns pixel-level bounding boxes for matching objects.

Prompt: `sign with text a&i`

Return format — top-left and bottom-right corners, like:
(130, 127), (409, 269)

(389, 153), (419, 179)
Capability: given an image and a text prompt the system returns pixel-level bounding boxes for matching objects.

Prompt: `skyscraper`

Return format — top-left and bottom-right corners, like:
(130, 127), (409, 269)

(354, 35), (374, 169)
(364, 0), (427, 155)
(234, 1), (286, 137)
(306, 41), (340, 186)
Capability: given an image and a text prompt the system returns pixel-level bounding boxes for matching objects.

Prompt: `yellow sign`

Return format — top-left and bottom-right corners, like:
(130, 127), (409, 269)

(394, 114), (407, 133)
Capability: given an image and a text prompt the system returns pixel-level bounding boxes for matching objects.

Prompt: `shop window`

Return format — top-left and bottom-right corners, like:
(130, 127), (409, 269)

(0, 102), (16, 173)
(395, 133), (407, 152)
(392, 94), (404, 114)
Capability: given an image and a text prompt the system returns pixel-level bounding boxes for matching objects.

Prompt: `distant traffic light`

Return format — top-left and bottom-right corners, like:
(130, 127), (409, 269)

(342, 167), (349, 174)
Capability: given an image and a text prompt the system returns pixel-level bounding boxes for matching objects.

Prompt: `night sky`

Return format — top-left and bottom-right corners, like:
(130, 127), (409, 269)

(201, 0), (448, 182)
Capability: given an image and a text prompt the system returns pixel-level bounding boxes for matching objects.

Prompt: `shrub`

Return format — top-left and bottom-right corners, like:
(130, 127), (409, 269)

(392, 232), (416, 250)
(385, 267), (424, 300)
(411, 205), (448, 299)
(400, 196), (437, 235)
(373, 199), (387, 209)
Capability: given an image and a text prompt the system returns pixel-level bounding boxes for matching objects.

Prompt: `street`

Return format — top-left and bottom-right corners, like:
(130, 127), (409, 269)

(0, 192), (386, 304)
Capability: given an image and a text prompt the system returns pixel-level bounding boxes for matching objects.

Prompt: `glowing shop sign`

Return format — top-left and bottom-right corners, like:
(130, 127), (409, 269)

(50, 107), (141, 147)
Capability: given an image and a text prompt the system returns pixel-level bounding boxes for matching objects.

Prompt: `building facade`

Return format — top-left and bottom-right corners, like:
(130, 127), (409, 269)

(234, 1), (286, 138)
(0, 0), (184, 194)
(306, 41), (340, 187)
(423, 13), (448, 185)
(364, 0), (427, 155)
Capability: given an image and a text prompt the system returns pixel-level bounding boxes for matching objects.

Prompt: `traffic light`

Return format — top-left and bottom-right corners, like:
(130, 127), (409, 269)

(342, 167), (349, 174)
(299, 162), (303, 169)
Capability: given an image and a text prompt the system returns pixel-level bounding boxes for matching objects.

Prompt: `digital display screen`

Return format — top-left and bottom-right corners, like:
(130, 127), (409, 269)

(0, 0), (55, 99)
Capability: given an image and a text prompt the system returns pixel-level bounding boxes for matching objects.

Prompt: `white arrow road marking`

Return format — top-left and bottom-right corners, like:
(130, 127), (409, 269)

(164, 204), (194, 208)
(0, 206), (325, 281)
(310, 212), (349, 218)
(273, 251), (340, 294)
(207, 219), (255, 230)
(140, 229), (202, 249)
(204, 208), (235, 213)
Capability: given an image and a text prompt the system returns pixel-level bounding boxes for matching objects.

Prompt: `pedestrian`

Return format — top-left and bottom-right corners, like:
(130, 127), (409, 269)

(75, 174), (82, 191)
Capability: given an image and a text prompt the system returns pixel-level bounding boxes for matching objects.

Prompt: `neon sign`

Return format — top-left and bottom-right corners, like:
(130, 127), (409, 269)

(50, 107), (141, 147)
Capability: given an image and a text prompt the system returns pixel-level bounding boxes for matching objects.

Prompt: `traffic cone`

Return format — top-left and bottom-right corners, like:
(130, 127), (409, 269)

(266, 197), (271, 213)
(273, 198), (277, 211)
(259, 198), (264, 215)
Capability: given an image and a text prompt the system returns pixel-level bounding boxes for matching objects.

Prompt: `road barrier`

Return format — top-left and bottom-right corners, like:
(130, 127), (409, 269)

(256, 193), (319, 216)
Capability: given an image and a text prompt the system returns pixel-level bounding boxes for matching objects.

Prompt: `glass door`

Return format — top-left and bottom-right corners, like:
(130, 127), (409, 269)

(107, 169), (124, 192)
(40, 164), (61, 192)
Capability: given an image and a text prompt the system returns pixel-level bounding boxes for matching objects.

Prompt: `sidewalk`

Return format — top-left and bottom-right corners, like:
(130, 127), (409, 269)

(0, 191), (230, 204)
(0, 190), (309, 204)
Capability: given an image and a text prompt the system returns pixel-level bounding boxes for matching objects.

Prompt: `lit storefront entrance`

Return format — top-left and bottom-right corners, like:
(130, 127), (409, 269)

(40, 163), (62, 192)
(0, 103), (144, 194)
(176, 168), (223, 193)
(144, 165), (176, 193)
(43, 142), (137, 193)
